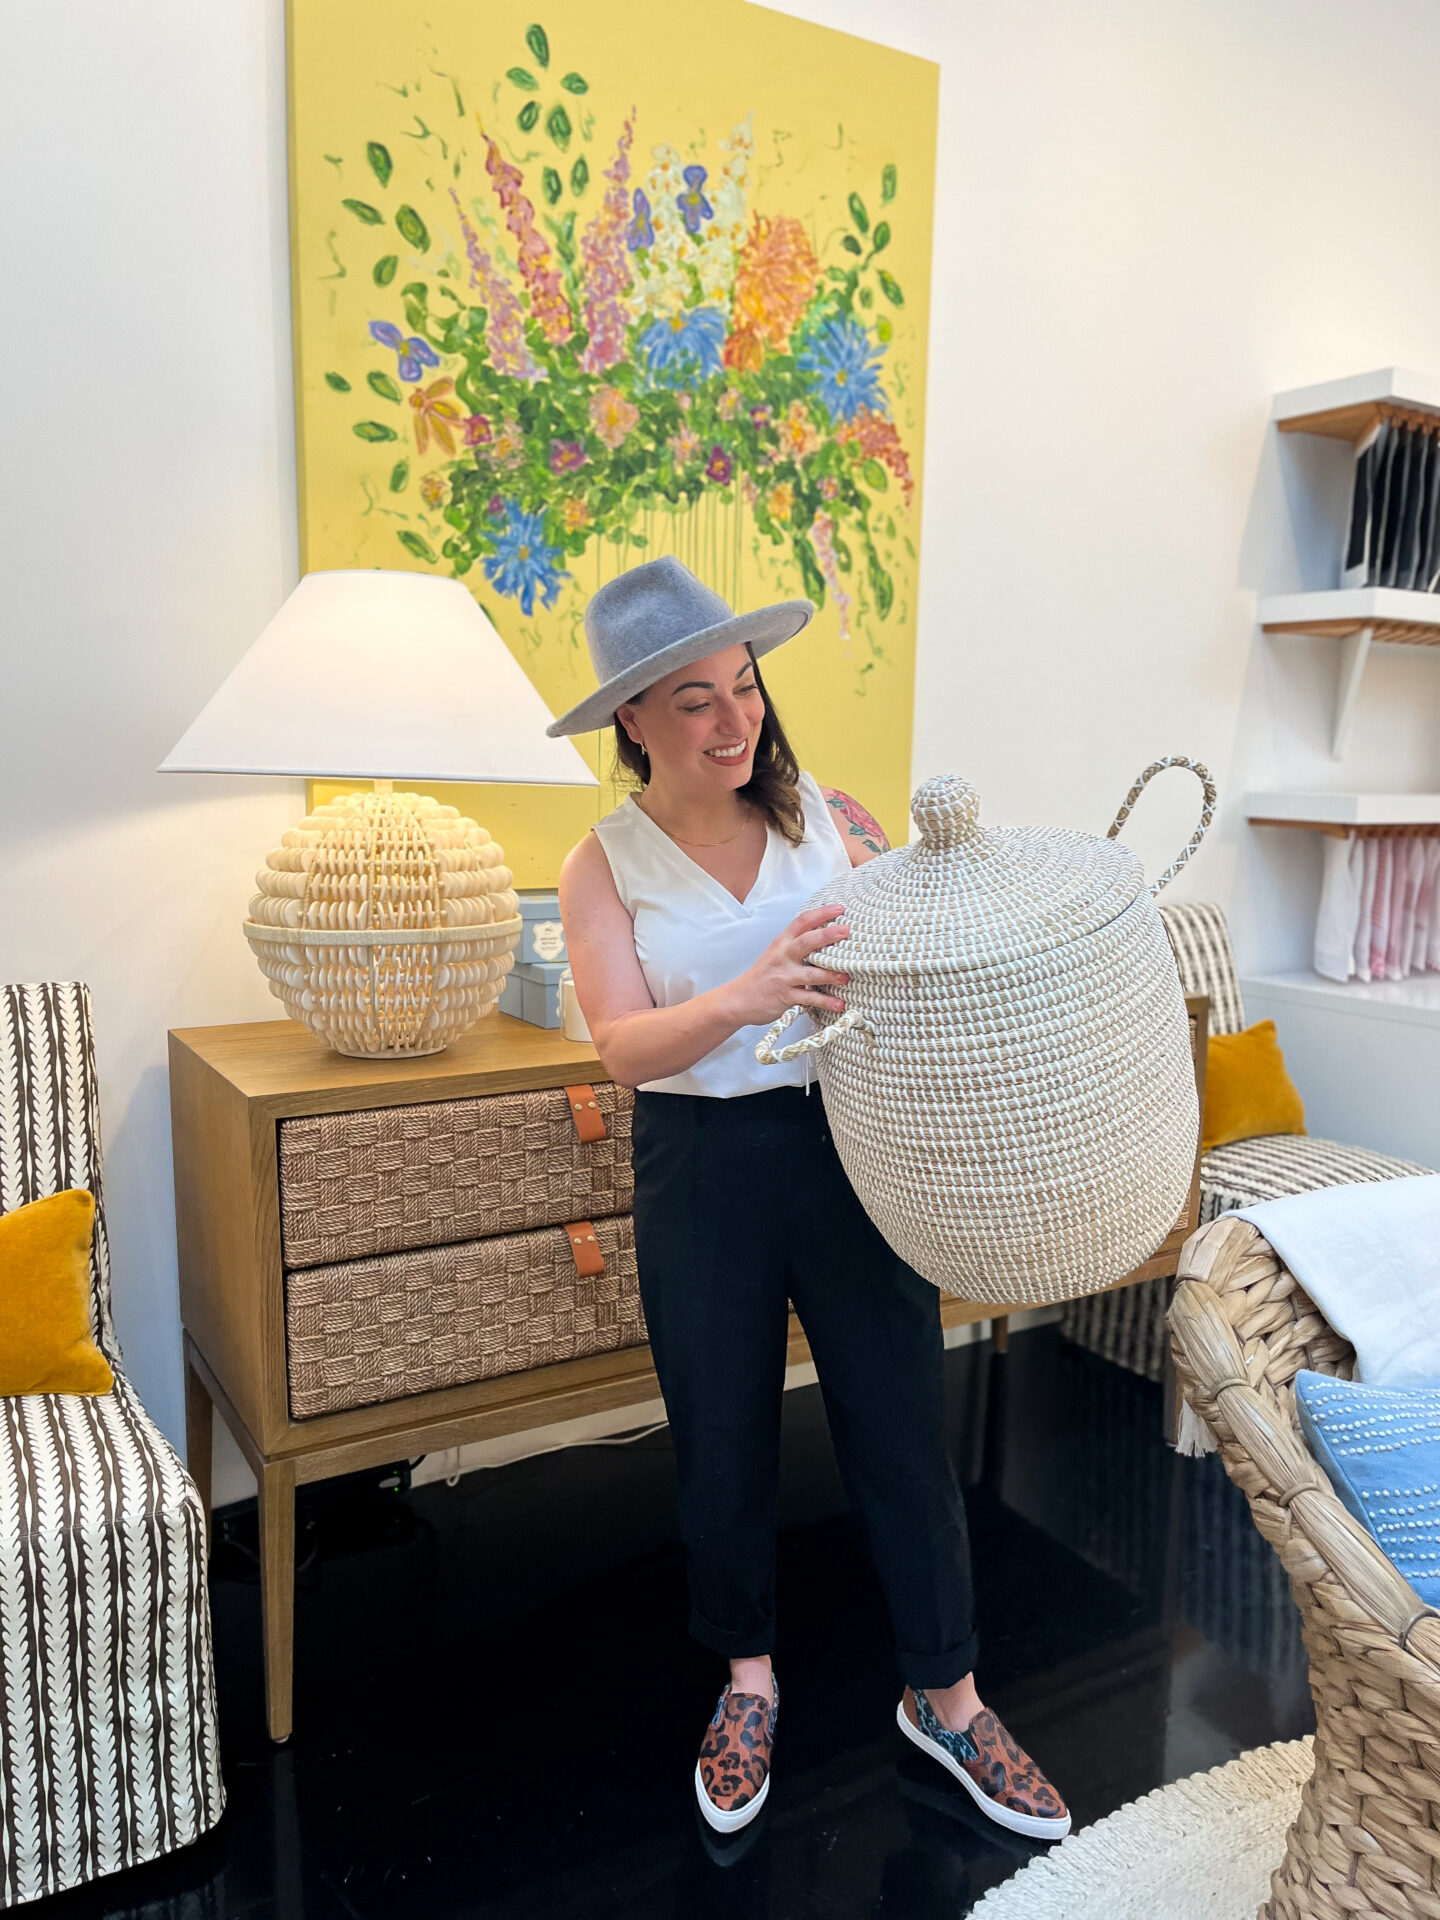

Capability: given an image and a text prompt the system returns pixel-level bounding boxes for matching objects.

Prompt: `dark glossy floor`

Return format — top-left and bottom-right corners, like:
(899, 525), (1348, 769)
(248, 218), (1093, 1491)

(51, 1327), (1314, 1919)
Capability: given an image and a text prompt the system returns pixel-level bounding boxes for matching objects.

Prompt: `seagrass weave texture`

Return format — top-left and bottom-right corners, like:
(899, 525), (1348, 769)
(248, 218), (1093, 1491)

(279, 1083), (634, 1267)
(756, 761), (1215, 1306)
(1169, 1215), (1440, 1920)
(285, 1213), (645, 1416)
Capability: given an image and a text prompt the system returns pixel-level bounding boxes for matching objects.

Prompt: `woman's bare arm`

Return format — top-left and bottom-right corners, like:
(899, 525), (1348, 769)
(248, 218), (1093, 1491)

(559, 833), (850, 1088)
(820, 787), (890, 865)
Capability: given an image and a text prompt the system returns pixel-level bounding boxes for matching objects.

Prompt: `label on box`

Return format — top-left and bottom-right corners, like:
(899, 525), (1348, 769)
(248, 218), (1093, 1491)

(531, 919), (566, 962)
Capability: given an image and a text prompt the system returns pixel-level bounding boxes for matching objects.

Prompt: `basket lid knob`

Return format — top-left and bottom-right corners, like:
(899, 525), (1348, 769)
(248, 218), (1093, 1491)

(912, 775), (982, 849)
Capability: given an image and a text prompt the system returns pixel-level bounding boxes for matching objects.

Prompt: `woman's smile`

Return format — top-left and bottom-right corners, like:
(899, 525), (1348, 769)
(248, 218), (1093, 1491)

(704, 740), (751, 763)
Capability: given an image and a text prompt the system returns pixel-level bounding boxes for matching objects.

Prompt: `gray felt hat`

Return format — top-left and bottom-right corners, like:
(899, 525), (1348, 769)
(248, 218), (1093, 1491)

(545, 556), (814, 737)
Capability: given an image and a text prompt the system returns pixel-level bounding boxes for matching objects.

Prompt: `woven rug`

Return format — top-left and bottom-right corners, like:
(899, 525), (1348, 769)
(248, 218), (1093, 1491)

(970, 1738), (1313, 1920)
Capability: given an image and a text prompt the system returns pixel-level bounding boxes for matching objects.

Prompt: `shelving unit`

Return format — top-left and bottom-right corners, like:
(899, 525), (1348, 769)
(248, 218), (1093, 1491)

(1268, 371), (1440, 756)
(1247, 791), (1440, 838)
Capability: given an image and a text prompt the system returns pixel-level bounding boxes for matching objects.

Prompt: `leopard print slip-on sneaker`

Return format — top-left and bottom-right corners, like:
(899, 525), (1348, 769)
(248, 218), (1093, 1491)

(695, 1677), (779, 1834)
(897, 1688), (1070, 1841)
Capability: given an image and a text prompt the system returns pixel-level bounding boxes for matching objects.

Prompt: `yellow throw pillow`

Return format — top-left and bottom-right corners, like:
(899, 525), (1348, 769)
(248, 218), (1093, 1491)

(1202, 1020), (1307, 1156)
(0, 1190), (114, 1395)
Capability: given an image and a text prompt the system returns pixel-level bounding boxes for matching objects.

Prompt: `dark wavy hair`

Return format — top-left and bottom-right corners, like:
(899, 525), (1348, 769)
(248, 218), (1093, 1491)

(611, 647), (807, 846)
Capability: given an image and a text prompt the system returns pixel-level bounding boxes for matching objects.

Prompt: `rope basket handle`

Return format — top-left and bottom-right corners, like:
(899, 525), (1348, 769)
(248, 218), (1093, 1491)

(754, 1004), (876, 1065)
(1106, 756), (1217, 896)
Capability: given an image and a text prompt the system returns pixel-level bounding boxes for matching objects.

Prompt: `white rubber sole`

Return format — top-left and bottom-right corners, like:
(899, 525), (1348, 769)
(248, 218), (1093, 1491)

(694, 1763), (771, 1834)
(895, 1701), (1071, 1841)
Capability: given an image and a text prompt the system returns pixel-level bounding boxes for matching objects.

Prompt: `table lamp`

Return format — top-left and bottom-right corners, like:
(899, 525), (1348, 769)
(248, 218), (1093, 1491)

(161, 569), (597, 1058)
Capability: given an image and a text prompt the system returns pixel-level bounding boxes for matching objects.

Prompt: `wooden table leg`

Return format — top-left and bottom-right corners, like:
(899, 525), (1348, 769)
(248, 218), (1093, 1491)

(183, 1343), (214, 1545)
(992, 1315), (1010, 1355)
(258, 1460), (297, 1744)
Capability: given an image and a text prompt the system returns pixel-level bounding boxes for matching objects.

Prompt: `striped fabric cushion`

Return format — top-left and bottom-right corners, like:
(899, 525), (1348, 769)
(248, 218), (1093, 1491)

(1157, 901), (1246, 1036)
(1198, 1134), (1432, 1220)
(0, 982), (224, 1903)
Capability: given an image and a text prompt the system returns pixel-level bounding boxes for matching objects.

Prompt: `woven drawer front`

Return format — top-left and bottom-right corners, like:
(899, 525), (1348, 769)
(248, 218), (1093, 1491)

(285, 1214), (646, 1417)
(278, 1083), (633, 1267)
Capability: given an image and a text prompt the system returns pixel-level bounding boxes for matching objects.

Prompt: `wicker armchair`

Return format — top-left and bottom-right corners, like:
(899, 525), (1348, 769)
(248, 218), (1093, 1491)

(1064, 901), (1431, 1381)
(0, 984), (224, 1904)
(1168, 1212), (1440, 1920)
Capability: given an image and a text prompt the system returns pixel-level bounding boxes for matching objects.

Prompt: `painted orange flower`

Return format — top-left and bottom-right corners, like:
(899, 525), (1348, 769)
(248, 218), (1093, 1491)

(727, 214), (818, 355)
(836, 406), (915, 507)
(420, 471), (448, 508)
(767, 481), (795, 525)
(562, 497), (591, 533)
(409, 378), (462, 457)
(779, 400), (821, 460)
(590, 385), (640, 450)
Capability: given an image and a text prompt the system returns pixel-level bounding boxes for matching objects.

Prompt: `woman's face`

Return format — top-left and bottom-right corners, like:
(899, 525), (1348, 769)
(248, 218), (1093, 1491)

(616, 644), (765, 792)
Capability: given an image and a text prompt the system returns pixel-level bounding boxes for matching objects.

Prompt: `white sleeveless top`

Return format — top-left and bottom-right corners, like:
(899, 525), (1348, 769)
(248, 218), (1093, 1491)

(592, 771), (852, 1097)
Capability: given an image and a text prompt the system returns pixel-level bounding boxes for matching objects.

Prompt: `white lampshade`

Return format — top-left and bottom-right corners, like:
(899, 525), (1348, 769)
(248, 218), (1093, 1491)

(159, 568), (597, 785)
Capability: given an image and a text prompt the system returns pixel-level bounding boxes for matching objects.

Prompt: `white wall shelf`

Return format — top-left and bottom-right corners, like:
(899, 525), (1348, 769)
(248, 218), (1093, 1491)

(1258, 589), (1440, 758)
(1247, 791), (1440, 837)
(1273, 367), (1440, 441)
(1246, 969), (1440, 1028)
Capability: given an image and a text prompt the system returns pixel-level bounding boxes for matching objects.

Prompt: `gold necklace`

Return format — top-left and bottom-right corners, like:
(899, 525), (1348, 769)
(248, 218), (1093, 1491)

(637, 797), (756, 848)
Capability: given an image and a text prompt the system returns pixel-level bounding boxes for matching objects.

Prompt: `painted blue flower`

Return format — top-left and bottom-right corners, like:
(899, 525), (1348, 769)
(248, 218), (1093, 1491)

(482, 503), (569, 617)
(369, 319), (440, 384)
(797, 316), (888, 422)
(636, 306), (726, 386)
(676, 164), (714, 236)
(626, 188), (655, 252)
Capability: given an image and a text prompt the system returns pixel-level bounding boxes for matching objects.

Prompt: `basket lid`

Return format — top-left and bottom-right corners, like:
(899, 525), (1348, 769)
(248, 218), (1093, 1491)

(817, 774), (1147, 972)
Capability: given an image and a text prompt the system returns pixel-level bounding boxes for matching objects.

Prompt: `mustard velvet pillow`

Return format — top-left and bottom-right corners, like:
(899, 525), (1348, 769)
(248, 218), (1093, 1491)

(1202, 1020), (1307, 1156)
(0, 1190), (114, 1395)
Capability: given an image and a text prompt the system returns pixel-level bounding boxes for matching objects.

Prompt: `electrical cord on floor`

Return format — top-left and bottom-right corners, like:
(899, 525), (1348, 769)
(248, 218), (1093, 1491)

(439, 1421), (671, 1486)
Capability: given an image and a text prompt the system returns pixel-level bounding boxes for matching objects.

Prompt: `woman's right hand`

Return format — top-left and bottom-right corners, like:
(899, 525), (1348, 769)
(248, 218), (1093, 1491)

(724, 905), (851, 1027)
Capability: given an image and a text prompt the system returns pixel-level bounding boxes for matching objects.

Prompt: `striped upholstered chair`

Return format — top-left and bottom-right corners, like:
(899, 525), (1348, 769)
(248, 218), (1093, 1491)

(0, 984), (223, 1904)
(1062, 902), (1432, 1380)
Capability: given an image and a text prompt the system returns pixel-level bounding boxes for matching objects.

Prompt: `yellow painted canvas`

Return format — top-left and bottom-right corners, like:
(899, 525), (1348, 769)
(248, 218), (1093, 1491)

(289, 0), (938, 882)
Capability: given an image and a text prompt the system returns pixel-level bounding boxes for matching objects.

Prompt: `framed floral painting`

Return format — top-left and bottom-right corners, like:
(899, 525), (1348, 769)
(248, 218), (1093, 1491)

(289, 0), (938, 879)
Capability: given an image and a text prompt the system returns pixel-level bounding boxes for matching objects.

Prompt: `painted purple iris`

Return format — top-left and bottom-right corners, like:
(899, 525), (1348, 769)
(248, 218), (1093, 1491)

(676, 164), (714, 235)
(548, 439), (587, 475)
(368, 320), (440, 384)
(481, 502), (569, 617)
(626, 188), (655, 252)
(704, 445), (733, 485)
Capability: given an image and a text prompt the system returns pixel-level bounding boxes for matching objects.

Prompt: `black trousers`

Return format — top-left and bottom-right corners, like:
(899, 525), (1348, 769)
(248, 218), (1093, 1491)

(631, 1085), (978, 1690)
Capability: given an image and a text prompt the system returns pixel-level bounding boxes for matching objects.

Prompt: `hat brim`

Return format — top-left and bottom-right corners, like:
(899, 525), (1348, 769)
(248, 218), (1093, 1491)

(544, 599), (815, 737)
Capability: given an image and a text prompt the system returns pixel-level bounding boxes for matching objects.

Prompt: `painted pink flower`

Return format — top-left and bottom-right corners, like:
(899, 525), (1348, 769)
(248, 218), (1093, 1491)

(705, 445), (733, 485)
(750, 403), (773, 430)
(820, 475), (839, 500)
(836, 406), (915, 507)
(811, 510), (852, 646)
(578, 116), (636, 376)
(464, 413), (492, 447)
(549, 439), (587, 475)
(483, 137), (574, 345)
(590, 386), (639, 450)
(670, 424), (700, 465)
(448, 188), (541, 383)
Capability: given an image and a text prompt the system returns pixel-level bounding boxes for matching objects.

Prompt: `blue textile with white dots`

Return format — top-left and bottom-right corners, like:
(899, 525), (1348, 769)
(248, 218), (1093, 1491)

(1296, 1371), (1440, 1605)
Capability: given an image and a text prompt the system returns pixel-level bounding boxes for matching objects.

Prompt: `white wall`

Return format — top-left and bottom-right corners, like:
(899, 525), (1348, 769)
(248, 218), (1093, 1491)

(4, 0), (1440, 1506)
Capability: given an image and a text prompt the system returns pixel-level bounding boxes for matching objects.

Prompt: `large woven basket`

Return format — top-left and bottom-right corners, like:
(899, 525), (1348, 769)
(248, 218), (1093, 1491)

(757, 759), (1214, 1306)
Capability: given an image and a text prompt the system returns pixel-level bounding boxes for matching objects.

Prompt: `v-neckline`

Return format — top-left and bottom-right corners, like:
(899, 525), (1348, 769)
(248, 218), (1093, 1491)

(628, 795), (775, 911)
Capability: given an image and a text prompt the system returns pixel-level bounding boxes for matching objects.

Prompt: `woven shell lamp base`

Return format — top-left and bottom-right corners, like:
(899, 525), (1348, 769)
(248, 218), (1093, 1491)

(244, 787), (522, 1058)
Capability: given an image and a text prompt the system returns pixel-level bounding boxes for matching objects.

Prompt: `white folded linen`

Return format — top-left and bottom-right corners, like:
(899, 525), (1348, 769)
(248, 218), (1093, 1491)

(1315, 834), (1360, 982)
(1237, 1175), (1440, 1386)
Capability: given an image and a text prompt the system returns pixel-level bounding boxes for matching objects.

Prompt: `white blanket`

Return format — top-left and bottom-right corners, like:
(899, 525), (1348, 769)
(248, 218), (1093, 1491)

(1237, 1174), (1440, 1386)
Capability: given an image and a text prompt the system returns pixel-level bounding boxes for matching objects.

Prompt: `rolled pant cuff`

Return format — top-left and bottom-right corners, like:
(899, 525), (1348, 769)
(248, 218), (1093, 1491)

(689, 1605), (776, 1661)
(897, 1634), (980, 1692)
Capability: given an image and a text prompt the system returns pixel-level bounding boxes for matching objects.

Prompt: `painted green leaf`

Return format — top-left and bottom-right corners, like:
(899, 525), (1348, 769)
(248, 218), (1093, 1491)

(366, 141), (393, 187)
(871, 220), (891, 253)
(324, 372), (351, 392)
(525, 23), (550, 66)
(569, 155), (589, 196)
(389, 460), (410, 492)
(793, 534), (826, 604)
(343, 198), (384, 224)
(841, 235), (862, 256)
(877, 270), (904, 307)
(542, 165), (562, 206)
(507, 66), (539, 90)
(517, 100), (540, 132)
(546, 104), (572, 150)
(881, 163), (897, 203)
(859, 286), (873, 309)
(876, 316), (894, 343)
(395, 204), (430, 250)
(353, 421), (398, 442)
(862, 458), (888, 491)
(398, 530), (438, 562)
(367, 370), (402, 402)
(373, 254), (398, 286)
(560, 71), (588, 93)
(848, 192), (869, 234)
(549, 209), (576, 260)
(869, 556), (894, 618)
(833, 535), (853, 572)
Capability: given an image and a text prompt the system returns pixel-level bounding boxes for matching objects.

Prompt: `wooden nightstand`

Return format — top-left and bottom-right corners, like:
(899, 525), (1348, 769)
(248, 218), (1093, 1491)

(170, 998), (1207, 1741)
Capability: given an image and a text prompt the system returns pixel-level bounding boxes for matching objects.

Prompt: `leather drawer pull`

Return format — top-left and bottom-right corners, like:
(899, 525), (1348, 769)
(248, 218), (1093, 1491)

(564, 1220), (605, 1278)
(564, 1083), (607, 1145)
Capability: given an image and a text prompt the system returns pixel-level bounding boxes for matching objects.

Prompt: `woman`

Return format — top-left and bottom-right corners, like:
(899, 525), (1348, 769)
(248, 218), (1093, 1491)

(552, 557), (1068, 1841)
